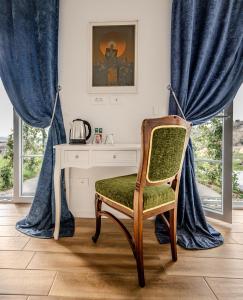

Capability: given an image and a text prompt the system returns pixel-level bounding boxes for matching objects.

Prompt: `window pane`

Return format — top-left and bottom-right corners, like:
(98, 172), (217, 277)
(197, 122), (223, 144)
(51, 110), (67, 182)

(0, 79), (13, 199)
(233, 85), (243, 207)
(195, 160), (223, 211)
(21, 122), (48, 196)
(192, 116), (223, 212)
(22, 156), (43, 195)
(22, 122), (47, 156)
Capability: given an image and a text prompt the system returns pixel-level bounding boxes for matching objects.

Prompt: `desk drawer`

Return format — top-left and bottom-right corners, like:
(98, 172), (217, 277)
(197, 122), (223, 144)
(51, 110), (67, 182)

(93, 150), (137, 165)
(64, 150), (89, 165)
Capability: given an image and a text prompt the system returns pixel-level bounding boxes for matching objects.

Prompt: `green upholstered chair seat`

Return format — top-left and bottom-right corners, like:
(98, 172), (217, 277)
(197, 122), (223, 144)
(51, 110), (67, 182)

(95, 174), (175, 210)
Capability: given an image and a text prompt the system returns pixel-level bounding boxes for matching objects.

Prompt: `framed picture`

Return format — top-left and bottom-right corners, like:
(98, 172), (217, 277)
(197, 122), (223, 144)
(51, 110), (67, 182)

(88, 21), (138, 93)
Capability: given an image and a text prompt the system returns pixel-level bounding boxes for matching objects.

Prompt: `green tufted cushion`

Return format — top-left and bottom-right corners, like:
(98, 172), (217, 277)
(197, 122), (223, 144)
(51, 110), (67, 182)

(95, 174), (175, 210)
(148, 126), (186, 182)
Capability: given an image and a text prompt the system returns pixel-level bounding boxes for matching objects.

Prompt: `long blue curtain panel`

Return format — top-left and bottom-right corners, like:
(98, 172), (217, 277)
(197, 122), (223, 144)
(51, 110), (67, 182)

(0, 0), (74, 238)
(156, 0), (243, 249)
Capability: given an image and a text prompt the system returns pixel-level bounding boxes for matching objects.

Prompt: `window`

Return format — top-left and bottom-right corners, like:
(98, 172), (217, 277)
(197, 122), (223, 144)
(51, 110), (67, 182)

(0, 79), (47, 202)
(232, 85), (243, 208)
(192, 115), (224, 212)
(191, 104), (233, 223)
(20, 121), (47, 196)
(0, 80), (13, 200)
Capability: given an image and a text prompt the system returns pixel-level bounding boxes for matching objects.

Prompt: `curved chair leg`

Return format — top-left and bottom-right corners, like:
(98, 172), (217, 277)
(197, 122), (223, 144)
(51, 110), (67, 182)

(134, 219), (145, 287)
(98, 210), (136, 258)
(169, 208), (177, 261)
(92, 194), (102, 243)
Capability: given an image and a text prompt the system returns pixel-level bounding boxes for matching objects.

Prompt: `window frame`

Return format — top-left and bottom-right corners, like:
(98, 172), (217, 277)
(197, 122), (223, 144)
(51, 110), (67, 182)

(13, 112), (34, 203)
(194, 104), (233, 223)
(0, 111), (45, 203)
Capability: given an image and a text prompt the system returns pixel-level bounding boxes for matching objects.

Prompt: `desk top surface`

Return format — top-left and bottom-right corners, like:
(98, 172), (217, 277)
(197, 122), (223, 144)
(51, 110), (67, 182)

(54, 143), (141, 150)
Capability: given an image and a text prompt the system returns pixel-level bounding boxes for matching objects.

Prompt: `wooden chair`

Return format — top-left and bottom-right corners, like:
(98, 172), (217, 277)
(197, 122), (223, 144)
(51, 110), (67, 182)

(92, 115), (191, 287)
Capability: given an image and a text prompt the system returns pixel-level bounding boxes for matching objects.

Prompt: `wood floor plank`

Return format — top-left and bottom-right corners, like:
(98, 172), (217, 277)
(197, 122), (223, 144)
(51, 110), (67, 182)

(0, 217), (22, 226)
(218, 231), (239, 244)
(233, 210), (243, 216)
(176, 243), (243, 259)
(0, 210), (28, 217)
(0, 204), (30, 211)
(50, 272), (216, 299)
(0, 269), (56, 295)
(74, 218), (154, 234)
(28, 297), (107, 300)
(0, 296), (27, 300)
(27, 252), (161, 273)
(24, 235), (162, 255)
(208, 218), (243, 233)
(160, 256), (243, 278)
(24, 237), (135, 254)
(206, 277), (243, 300)
(232, 215), (243, 223)
(231, 232), (243, 244)
(0, 237), (29, 250)
(0, 251), (34, 269)
(215, 223), (243, 233)
(0, 226), (21, 237)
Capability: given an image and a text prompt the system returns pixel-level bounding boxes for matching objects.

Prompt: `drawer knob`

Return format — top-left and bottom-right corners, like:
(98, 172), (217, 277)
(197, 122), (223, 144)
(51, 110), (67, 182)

(75, 155), (79, 159)
(113, 154), (117, 159)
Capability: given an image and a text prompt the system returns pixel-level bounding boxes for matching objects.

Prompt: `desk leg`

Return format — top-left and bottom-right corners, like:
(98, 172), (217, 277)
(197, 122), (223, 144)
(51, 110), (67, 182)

(54, 166), (61, 240)
(65, 167), (70, 207)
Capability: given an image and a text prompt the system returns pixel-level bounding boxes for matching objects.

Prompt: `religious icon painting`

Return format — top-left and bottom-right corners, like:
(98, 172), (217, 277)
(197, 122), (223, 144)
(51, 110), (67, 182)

(89, 21), (138, 93)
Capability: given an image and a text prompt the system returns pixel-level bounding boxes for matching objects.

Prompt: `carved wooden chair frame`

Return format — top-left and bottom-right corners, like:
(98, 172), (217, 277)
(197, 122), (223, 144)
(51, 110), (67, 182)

(92, 115), (191, 287)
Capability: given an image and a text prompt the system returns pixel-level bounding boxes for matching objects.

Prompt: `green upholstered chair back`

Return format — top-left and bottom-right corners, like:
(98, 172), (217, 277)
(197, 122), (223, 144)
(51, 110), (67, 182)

(146, 125), (187, 183)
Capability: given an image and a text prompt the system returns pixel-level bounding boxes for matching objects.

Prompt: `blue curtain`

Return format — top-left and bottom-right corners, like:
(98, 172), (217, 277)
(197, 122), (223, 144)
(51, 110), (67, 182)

(0, 0), (74, 238)
(156, 0), (243, 249)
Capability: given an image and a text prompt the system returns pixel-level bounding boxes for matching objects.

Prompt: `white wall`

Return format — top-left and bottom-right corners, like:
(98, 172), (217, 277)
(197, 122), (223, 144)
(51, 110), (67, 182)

(58, 0), (171, 217)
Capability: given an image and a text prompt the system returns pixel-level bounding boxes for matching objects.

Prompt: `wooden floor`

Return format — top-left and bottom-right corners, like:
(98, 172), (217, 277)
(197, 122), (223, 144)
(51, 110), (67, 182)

(0, 204), (243, 300)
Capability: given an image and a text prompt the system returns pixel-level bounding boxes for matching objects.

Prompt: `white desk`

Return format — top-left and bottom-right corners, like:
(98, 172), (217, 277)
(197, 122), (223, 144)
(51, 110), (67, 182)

(53, 143), (141, 239)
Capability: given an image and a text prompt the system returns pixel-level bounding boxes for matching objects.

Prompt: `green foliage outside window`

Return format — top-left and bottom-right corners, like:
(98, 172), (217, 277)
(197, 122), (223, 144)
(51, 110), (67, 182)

(192, 117), (243, 200)
(0, 132), (13, 191)
(192, 118), (222, 193)
(0, 123), (47, 192)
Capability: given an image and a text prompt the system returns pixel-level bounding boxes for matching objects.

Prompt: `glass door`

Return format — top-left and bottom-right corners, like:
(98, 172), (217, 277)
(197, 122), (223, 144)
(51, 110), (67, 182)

(0, 79), (47, 203)
(13, 116), (47, 202)
(0, 80), (14, 201)
(21, 121), (47, 196)
(192, 104), (233, 223)
(233, 85), (243, 209)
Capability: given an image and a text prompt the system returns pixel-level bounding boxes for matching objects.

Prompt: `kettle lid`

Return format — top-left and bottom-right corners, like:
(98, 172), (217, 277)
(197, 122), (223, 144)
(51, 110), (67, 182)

(73, 118), (83, 122)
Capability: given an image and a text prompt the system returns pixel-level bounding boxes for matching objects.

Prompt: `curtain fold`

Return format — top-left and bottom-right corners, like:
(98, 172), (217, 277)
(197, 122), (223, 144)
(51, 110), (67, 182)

(0, 0), (74, 238)
(156, 0), (243, 249)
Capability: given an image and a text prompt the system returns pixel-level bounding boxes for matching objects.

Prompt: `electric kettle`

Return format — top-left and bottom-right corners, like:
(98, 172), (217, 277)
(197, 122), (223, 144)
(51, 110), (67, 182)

(69, 119), (91, 144)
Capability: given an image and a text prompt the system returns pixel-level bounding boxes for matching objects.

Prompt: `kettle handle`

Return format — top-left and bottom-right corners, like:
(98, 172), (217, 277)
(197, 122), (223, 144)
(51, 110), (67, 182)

(83, 120), (91, 141)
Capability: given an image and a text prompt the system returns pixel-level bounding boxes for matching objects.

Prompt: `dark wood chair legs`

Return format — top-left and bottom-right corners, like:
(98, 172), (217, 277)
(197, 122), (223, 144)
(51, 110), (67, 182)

(134, 218), (145, 287)
(92, 194), (102, 243)
(169, 208), (177, 261)
(91, 201), (177, 287)
(135, 249), (145, 287)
